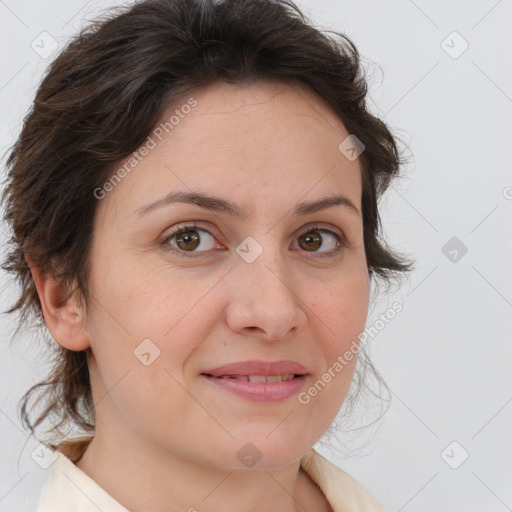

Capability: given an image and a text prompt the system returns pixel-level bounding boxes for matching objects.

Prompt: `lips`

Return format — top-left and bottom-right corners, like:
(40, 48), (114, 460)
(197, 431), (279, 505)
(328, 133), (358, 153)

(200, 360), (309, 402)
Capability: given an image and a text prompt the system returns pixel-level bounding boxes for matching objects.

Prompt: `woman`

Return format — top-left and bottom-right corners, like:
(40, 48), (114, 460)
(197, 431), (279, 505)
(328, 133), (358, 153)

(1, 0), (413, 510)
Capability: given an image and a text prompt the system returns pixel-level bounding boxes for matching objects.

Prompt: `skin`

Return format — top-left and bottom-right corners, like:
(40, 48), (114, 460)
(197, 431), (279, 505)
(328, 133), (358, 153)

(29, 79), (369, 512)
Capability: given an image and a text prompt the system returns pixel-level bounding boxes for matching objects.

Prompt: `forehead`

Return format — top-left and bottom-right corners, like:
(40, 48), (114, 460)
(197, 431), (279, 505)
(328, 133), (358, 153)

(190, 78), (339, 118)
(184, 78), (350, 141)
(97, 79), (362, 221)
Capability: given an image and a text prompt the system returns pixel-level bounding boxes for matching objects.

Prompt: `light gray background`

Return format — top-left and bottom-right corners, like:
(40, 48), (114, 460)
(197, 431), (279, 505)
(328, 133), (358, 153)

(1, 1), (511, 511)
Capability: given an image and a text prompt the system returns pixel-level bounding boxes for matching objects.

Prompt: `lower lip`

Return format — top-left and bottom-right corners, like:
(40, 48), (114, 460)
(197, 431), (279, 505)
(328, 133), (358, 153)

(201, 374), (308, 402)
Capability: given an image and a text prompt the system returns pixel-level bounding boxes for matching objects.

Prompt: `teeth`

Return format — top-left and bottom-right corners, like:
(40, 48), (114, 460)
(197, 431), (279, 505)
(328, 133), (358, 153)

(216, 374), (295, 382)
(249, 375), (267, 383)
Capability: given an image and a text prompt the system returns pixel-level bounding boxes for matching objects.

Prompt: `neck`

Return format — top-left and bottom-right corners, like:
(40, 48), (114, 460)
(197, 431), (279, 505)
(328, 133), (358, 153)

(74, 426), (328, 512)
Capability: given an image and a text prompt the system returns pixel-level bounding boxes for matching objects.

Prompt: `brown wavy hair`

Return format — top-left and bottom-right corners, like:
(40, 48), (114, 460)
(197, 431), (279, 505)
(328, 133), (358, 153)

(1, 0), (414, 451)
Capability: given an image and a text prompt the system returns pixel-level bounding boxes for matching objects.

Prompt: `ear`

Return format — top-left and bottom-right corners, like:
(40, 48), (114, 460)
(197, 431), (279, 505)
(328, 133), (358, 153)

(25, 255), (90, 351)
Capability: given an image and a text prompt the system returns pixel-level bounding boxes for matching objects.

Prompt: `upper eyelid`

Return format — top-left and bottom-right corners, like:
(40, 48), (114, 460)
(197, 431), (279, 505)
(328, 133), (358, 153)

(163, 221), (219, 241)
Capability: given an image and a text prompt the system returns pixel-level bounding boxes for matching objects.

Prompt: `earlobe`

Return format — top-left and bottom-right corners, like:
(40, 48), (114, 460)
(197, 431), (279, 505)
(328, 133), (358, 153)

(25, 254), (91, 352)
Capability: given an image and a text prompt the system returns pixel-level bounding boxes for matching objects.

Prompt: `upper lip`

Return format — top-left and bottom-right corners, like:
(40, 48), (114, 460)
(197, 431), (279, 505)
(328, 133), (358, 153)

(201, 360), (309, 377)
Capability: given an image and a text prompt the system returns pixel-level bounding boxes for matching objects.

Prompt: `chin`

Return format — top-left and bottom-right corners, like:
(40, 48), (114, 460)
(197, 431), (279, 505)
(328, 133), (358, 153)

(218, 435), (314, 471)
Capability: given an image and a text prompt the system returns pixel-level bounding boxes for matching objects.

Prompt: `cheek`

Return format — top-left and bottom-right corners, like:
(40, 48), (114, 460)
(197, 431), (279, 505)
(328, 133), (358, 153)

(85, 262), (227, 389)
(300, 276), (367, 421)
(83, 277), (200, 427)
(122, 271), (223, 346)
(88, 250), (212, 336)
(309, 268), (369, 348)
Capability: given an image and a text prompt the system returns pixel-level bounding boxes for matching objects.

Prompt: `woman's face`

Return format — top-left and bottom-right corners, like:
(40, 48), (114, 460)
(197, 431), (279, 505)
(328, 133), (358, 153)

(83, 79), (369, 469)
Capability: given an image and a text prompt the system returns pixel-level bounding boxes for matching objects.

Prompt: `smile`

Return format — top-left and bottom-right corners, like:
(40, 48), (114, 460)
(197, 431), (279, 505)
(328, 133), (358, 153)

(200, 373), (307, 402)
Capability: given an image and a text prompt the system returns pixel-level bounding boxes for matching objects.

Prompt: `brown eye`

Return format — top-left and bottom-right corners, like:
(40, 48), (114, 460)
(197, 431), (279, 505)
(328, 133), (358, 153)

(175, 229), (201, 251)
(298, 230), (323, 251)
(294, 226), (344, 257)
(161, 223), (345, 259)
(162, 224), (218, 257)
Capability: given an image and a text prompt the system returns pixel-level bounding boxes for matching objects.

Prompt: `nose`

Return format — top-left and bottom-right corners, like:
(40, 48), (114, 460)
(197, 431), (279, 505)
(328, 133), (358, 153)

(224, 246), (308, 342)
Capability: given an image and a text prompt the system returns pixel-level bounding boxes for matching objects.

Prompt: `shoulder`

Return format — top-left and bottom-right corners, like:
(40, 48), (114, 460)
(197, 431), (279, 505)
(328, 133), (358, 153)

(300, 449), (384, 512)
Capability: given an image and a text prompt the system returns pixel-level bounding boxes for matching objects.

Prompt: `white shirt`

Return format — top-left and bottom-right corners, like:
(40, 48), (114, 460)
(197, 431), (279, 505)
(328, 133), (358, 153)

(35, 439), (383, 512)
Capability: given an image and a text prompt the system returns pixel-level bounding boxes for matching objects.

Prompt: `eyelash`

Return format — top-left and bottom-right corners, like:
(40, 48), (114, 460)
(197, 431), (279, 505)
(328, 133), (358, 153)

(159, 222), (346, 259)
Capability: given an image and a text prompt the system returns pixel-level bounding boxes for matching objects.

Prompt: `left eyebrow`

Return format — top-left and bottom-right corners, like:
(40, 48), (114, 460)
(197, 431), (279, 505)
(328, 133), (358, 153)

(134, 191), (360, 219)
